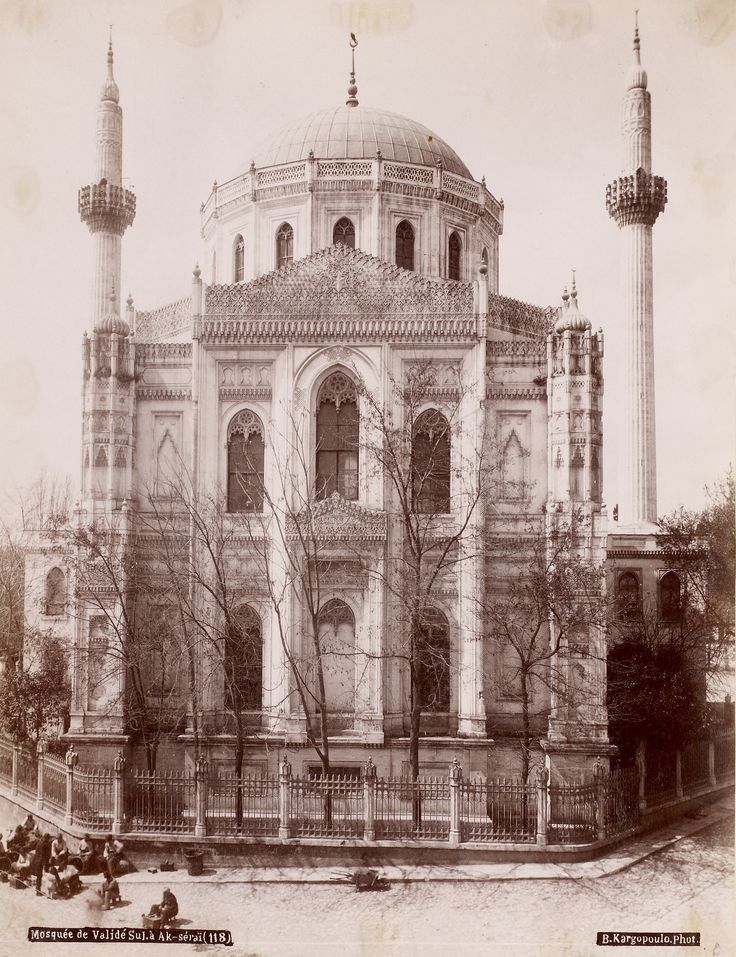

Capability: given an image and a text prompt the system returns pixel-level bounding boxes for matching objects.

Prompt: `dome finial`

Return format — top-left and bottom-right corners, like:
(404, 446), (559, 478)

(627, 10), (648, 91)
(570, 268), (577, 300)
(101, 27), (120, 103)
(346, 33), (359, 108)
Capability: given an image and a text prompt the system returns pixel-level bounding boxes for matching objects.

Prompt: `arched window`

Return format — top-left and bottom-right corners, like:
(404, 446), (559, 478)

(233, 234), (245, 283)
(415, 607), (450, 713)
(659, 572), (681, 623)
(412, 409), (451, 514)
(317, 599), (355, 712)
(395, 220), (415, 271)
(333, 217), (355, 249)
(276, 222), (293, 268)
(224, 604), (262, 712)
(316, 372), (359, 500)
(448, 231), (462, 280)
(570, 447), (584, 500)
(227, 410), (265, 512)
(617, 572), (641, 620)
(501, 431), (525, 500)
(45, 568), (66, 617)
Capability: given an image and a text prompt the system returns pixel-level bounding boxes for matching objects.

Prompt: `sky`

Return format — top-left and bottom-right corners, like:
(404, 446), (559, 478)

(0, 0), (733, 517)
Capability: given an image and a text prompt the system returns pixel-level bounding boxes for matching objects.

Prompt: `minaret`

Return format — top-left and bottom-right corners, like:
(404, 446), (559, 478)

(606, 18), (667, 527)
(78, 37), (136, 328)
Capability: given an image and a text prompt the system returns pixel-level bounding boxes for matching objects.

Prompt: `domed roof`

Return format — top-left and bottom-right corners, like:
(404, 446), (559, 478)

(253, 105), (473, 179)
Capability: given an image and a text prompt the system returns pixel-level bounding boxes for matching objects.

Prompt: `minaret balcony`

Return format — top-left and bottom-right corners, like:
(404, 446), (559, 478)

(605, 169), (667, 228)
(79, 182), (136, 235)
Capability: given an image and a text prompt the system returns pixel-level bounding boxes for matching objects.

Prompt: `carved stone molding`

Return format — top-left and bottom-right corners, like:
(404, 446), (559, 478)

(136, 342), (193, 362)
(286, 492), (387, 542)
(136, 387), (192, 401)
(219, 386), (271, 401)
(487, 387), (546, 400)
(488, 340), (547, 358)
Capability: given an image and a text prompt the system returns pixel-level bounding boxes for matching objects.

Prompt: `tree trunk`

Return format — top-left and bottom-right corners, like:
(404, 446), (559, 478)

(520, 672), (531, 783)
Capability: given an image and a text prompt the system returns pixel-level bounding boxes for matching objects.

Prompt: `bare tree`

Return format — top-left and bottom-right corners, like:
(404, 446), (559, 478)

(483, 510), (607, 780)
(355, 360), (486, 793)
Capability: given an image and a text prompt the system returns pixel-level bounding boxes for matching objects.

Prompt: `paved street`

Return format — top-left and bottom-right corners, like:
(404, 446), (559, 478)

(0, 817), (732, 957)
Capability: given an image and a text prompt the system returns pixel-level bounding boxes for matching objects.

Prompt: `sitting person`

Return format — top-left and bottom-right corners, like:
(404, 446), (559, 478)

(97, 872), (121, 910)
(10, 847), (34, 880)
(78, 834), (96, 874)
(41, 866), (62, 899)
(144, 888), (178, 928)
(55, 860), (81, 896)
(103, 835), (125, 876)
(50, 833), (68, 868)
(6, 825), (26, 853)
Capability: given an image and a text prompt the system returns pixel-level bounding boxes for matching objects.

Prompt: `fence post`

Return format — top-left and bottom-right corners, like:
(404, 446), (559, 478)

(64, 745), (78, 826)
(636, 741), (647, 811)
(675, 750), (683, 799)
(279, 756), (292, 840)
(112, 751), (126, 835)
(36, 738), (46, 811)
(536, 764), (548, 846)
(194, 753), (208, 838)
(448, 757), (462, 846)
(363, 757), (376, 842)
(11, 739), (20, 797)
(594, 759), (606, 841)
(708, 739), (717, 787)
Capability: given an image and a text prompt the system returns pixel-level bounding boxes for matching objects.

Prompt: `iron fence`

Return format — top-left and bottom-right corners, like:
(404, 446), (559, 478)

(714, 734), (735, 780)
(374, 777), (450, 840)
(206, 774), (279, 836)
(0, 739), (12, 784)
(73, 765), (114, 829)
(42, 754), (67, 814)
(645, 748), (678, 806)
(16, 747), (36, 799)
(460, 777), (537, 843)
(681, 739), (710, 791)
(548, 782), (597, 845)
(290, 774), (364, 839)
(602, 767), (640, 836)
(126, 769), (196, 833)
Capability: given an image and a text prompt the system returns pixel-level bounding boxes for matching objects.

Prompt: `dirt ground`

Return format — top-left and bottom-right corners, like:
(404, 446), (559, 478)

(0, 818), (732, 957)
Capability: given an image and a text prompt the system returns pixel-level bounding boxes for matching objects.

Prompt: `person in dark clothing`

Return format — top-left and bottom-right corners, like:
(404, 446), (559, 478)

(31, 834), (52, 895)
(144, 888), (178, 928)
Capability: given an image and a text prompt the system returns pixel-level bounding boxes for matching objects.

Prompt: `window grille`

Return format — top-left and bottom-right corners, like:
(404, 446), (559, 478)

(276, 223), (294, 268)
(332, 217), (355, 249)
(315, 373), (359, 500)
(395, 220), (415, 271)
(448, 231), (462, 280)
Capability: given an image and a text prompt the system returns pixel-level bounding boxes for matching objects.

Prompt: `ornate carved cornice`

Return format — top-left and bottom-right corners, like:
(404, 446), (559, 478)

(488, 339), (547, 359)
(78, 183), (136, 236)
(606, 169), (667, 227)
(219, 386), (271, 400)
(135, 299), (192, 343)
(487, 387), (546, 400)
(136, 342), (193, 361)
(488, 294), (556, 338)
(286, 492), (387, 542)
(135, 387), (192, 401)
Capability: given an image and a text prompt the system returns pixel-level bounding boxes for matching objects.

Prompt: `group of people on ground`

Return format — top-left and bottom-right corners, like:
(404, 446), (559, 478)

(0, 816), (179, 926)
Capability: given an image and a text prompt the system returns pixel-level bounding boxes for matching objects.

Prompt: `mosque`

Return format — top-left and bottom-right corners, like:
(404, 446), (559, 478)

(25, 24), (672, 781)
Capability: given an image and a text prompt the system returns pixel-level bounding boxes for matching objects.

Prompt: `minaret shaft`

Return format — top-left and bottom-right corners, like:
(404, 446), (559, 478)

(606, 25), (666, 528)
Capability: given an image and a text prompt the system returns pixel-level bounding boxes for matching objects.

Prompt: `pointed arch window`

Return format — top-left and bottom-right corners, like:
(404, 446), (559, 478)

(659, 572), (681, 624)
(501, 431), (526, 500)
(448, 231), (462, 280)
(333, 217), (355, 249)
(617, 572), (641, 620)
(570, 447), (585, 500)
(395, 220), (415, 271)
(233, 235), (245, 283)
(225, 604), (262, 712)
(415, 607), (451, 713)
(316, 372), (359, 500)
(276, 222), (293, 268)
(317, 599), (356, 713)
(45, 568), (66, 617)
(412, 409), (451, 514)
(227, 410), (265, 512)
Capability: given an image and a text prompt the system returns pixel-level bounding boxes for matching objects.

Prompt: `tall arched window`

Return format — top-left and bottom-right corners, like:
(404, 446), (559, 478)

(316, 372), (359, 500)
(333, 217), (355, 249)
(570, 447), (584, 500)
(224, 604), (262, 712)
(617, 572), (641, 620)
(317, 599), (355, 712)
(227, 410), (265, 512)
(501, 431), (525, 500)
(415, 607), (450, 713)
(448, 231), (462, 280)
(276, 222), (293, 268)
(395, 220), (415, 271)
(412, 409), (451, 514)
(659, 572), (681, 623)
(233, 234), (245, 283)
(45, 568), (66, 617)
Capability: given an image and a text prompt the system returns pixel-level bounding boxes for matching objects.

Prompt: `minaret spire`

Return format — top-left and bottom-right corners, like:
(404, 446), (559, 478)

(346, 33), (359, 108)
(79, 37), (135, 331)
(605, 16), (667, 528)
